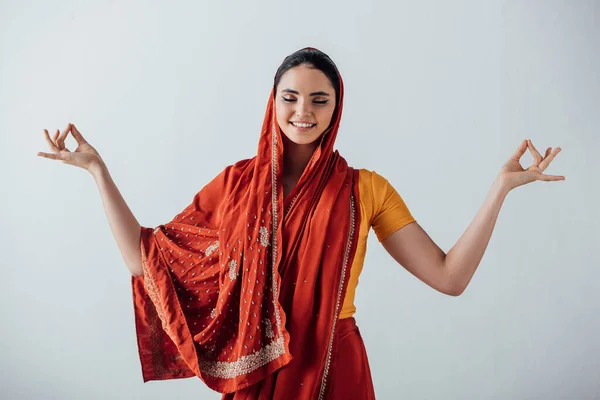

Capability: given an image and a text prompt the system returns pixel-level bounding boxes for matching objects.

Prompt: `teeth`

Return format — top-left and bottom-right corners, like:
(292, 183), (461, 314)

(292, 122), (315, 128)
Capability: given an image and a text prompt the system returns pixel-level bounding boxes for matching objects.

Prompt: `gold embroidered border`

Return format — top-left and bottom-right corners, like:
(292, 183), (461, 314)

(198, 335), (285, 379)
(140, 121), (291, 381)
(318, 191), (356, 400)
(270, 120), (285, 352)
(141, 236), (174, 339)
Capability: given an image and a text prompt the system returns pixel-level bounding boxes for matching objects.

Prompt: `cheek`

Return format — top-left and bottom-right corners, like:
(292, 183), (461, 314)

(276, 103), (292, 123)
(318, 106), (335, 124)
(275, 106), (293, 135)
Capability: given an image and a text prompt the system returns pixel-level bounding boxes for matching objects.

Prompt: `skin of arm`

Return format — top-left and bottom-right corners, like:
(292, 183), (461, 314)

(380, 139), (564, 296)
(38, 124), (144, 277)
(40, 123), (562, 286)
(381, 177), (508, 296)
(90, 161), (143, 277)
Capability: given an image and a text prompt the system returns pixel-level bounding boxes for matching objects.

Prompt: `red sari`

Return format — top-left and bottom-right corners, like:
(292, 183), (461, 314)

(131, 50), (367, 398)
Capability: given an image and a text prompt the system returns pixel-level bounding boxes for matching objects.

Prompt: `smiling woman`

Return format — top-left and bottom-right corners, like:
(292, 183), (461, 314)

(272, 51), (342, 200)
(275, 66), (337, 201)
(275, 70), (335, 145)
(37, 47), (564, 400)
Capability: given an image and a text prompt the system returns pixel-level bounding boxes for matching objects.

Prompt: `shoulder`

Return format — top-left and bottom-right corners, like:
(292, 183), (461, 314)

(355, 168), (416, 240)
(356, 168), (392, 193)
(355, 168), (390, 224)
(197, 157), (255, 199)
(355, 168), (411, 215)
(217, 157), (255, 182)
(227, 157), (254, 174)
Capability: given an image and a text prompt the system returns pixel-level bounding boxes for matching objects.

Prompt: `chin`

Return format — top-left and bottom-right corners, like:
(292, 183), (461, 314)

(282, 134), (322, 145)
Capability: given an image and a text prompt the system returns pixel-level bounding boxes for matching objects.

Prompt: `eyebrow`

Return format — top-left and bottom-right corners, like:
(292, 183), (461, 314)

(281, 89), (330, 96)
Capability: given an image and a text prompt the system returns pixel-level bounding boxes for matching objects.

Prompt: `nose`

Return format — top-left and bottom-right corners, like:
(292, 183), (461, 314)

(296, 98), (312, 118)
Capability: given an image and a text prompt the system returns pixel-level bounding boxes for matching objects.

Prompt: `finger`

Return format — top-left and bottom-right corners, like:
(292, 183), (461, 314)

(37, 151), (67, 161)
(56, 123), (71, 150)
(70, 123), (87, 144)
(539, 147), (561, 171)
(510, 139), (528, 161)
(52, 129), (60, 145)
(43, 129), (60, 151)
(544, 147), (552, 158)
(538, 173), (566, 182)
(527, 139), (543, 165)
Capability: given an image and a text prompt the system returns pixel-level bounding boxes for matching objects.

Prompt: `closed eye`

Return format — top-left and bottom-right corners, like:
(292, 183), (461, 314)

(282, 97), (329, 105)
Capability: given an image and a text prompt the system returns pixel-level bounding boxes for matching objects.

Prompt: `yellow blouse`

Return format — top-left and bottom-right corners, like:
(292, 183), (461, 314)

(339, 169), (416, 319)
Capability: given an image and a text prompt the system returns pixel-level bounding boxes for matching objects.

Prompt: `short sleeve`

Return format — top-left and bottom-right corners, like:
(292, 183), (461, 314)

(368, 171), (416, 242)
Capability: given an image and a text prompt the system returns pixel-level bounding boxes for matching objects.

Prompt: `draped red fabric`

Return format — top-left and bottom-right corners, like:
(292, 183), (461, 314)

(322, 317), (376, 400)
(131, 48), (362, 398)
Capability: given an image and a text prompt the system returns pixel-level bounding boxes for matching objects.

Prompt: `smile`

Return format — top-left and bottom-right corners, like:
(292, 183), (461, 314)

(290, 122), (316, 128)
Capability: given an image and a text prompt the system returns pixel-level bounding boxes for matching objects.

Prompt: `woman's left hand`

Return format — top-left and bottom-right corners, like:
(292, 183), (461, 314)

(498, 139), (565, 192)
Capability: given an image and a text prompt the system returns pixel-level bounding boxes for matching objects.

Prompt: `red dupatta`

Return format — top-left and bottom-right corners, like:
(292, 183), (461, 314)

(131, 48), (361, 398)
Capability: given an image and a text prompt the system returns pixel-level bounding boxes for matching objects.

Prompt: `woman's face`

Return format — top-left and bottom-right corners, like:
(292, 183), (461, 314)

(275, 65), (336, 145)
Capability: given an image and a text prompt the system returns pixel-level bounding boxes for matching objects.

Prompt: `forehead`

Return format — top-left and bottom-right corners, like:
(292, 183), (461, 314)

(277, 65), (333, 93)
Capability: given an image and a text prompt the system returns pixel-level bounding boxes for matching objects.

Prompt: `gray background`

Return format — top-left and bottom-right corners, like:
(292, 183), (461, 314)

(1, 0), (598, 399)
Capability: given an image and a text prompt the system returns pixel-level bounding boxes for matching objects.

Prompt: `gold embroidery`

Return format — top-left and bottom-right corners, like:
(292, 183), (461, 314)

(228, 260), (238, 280)
(263, 318), (275, 339)
(318, 192), (356, 400)
(139, 121), (294, 382)
(145, 293), (168, 377)
(141, 238), (173, 339)
(205, 241), (219, 257)
(259, 226), (269, 247)
(270, 121), (285, 351)
(198, 335), (285, 379)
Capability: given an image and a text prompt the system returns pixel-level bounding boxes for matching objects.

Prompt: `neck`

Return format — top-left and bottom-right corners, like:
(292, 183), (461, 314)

(282, 136), (319, 181)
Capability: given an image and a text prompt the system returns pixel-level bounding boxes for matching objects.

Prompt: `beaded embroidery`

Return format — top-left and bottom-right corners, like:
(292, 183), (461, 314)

(228, 260), (238, 280)
(259, 226), (269, 247)
(198, 335), (285, 379)
(205, 241), (219, 257)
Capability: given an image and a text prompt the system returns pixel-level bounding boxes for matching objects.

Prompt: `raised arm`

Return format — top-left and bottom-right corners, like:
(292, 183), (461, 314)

(381, 139), (564, 296)
(38, 123), (143, 277)
(91, 162), (143, 276)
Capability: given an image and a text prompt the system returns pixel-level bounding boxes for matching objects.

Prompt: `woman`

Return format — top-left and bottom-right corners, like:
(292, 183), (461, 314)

(37, 47), (565, 399)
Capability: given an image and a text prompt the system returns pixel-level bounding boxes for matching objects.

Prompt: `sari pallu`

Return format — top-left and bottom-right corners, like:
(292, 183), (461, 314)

(131, 48), (363, 397)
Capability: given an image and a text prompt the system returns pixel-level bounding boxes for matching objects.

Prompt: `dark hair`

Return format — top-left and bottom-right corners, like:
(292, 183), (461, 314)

(273, 48), (341, 102)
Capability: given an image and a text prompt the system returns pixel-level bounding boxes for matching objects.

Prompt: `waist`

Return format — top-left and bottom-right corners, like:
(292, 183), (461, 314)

(336, 316), (358, 335)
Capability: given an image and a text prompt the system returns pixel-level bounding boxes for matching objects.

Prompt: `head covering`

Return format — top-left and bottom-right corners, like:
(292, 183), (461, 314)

(132, 47), (361, 398)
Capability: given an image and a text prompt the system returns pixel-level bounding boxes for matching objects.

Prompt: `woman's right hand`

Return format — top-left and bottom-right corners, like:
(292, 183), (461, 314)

(37, 123), (104, 174)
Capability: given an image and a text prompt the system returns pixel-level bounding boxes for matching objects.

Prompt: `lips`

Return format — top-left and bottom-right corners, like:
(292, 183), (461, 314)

(290, 121), (316, 128)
